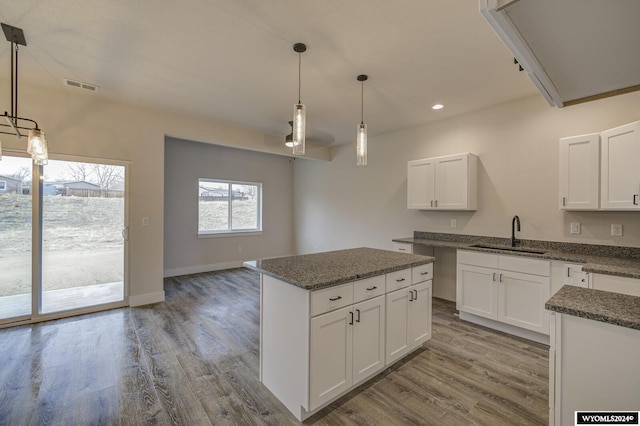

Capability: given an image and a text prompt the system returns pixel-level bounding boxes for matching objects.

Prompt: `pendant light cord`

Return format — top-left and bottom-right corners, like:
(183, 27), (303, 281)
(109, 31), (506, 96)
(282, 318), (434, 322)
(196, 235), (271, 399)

(360, 80), (364, 125)
(298, 52), (301, 103)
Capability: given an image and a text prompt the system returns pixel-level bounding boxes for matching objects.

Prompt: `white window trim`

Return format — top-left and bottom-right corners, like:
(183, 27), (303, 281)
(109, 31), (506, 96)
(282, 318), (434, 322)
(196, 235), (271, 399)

(198, 178), (262, 236)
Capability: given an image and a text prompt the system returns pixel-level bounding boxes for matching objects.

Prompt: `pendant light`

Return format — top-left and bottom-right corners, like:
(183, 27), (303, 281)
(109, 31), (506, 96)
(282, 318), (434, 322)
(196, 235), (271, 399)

(0, 23), (49, 165)
(292, 43), (306, 155)
(356, 74), (368, 166)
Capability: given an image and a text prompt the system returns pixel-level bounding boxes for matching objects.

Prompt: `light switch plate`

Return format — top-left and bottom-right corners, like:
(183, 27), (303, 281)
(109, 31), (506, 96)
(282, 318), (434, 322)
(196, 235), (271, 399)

(451, 219), (457, 228)
(570, 222), (580, 234)
(611, 224), (623, 236)
(142, 216), (150, 226)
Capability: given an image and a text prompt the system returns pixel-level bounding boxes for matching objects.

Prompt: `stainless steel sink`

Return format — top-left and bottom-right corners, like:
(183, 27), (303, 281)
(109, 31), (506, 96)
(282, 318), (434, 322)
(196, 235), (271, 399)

(469, 244), (548, 255)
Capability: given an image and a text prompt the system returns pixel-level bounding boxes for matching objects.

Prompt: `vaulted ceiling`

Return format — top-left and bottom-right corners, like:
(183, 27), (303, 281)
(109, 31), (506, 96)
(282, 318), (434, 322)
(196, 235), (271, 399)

(0, 1), (538, 147)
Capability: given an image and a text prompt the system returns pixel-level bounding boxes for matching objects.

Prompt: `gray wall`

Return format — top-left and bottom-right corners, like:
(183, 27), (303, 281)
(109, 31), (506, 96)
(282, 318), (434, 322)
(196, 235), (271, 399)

(164, 137), (294, 276)
(293, 92), (640, 254)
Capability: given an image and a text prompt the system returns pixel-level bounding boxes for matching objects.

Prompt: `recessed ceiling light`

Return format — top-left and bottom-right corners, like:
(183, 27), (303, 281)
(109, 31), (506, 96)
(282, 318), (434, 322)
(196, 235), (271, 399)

(432, 104), (444, 110)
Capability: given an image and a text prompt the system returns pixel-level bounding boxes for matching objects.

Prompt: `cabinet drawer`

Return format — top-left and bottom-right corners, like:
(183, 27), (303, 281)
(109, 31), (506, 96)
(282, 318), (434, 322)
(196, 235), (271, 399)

(412, 263), (433, 284)
(311, 283), (354, 317)
(393, 242), (413, 254)
(386, 268), (412, 291)
(353, 275), (386, 303)
(498, 255), (549, 276)
(457, 250), (498, 268)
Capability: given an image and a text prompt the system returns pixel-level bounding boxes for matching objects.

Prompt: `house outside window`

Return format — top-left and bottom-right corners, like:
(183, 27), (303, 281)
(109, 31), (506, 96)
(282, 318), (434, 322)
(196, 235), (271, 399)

(0, 181), (6, 191)
(198, 178), (262, 235)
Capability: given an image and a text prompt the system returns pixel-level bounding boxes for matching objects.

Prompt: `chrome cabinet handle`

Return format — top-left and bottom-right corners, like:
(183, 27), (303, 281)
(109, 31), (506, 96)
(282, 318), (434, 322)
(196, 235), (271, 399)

(329, 296), (342, 301)
(366, 286), (377, 291)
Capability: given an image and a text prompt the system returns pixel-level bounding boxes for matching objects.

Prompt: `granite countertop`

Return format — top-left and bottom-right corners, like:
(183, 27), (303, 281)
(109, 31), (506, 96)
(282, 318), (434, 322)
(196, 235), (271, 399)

(393, 236), (640, 280)
(244, 247), (434, 291)
(545, 285), (640, 331)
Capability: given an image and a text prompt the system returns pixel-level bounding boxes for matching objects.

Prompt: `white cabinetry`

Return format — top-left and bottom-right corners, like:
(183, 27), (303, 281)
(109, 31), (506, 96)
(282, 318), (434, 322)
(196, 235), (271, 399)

(407, 153), (478, 210)
(600, 121), (640, 210)
(558, 133), (600, 210)
(550, 261), (590, 295)
(558, 120), (640, 211)
(392, 242), (413, 254)
(457, 250), (551, 337)
(591, 273), (640, 297)
(260, 263), (433, 421)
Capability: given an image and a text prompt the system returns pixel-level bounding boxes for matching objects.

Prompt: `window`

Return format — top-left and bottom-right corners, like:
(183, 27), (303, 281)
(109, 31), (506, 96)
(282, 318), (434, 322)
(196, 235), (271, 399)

(198, 178), (262, 235)
(0, 181), (6, 191)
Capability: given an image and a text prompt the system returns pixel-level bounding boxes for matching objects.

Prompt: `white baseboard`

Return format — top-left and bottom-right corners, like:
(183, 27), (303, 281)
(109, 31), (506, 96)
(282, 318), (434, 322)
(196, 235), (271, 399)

(459, 311), (550, 345)
(129, 291), (165, 307)
(163, 261), (244, 278)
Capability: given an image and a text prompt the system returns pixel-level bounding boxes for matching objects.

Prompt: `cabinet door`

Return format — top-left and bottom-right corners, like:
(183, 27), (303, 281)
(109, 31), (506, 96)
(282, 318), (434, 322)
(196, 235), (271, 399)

(434, 153), (469, 209)
(352, 296), (385, 386)
(456, 264), (497, 320)
(559, 133), (600, 210)
(409, 281), (432, 349)
(600, 121), (640, 210)
(497, 271), (550, 335)
(407, 159), (435, 209)
(385, 288), (410, 365)
(309, 306), (353, 410)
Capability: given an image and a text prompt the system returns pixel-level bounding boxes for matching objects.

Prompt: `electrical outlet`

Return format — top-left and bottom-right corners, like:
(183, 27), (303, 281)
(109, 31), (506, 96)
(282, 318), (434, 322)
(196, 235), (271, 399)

(237, 246), (242, 253)
(570, 222), (580, 234)
(451, 219), (457, 228)
(142, 216), (150, 226)
(611, 224), (623, 237)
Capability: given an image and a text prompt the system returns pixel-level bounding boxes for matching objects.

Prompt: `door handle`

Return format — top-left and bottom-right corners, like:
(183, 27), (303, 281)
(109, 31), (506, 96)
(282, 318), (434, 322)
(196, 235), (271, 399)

(634, 194), (639, 205)
(430, 200), (434, 207)
(356, 309), (361, 323)
(499, 273), (503, 283)
(349, 311), (354, 325)
(413, 289), (418, 300)
(409, 290), (414, 301)
(434, 200), (438, 207)
(492, 272), (496, 282)
(562, 197), (566, 207)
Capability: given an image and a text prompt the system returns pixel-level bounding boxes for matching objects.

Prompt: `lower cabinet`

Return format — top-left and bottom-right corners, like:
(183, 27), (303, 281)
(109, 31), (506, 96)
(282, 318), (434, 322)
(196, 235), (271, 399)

(260, 263), (433, 421)
(385, 281), (432, 365)
(309, 295), (385, 409)
(456, 250), (550, 336)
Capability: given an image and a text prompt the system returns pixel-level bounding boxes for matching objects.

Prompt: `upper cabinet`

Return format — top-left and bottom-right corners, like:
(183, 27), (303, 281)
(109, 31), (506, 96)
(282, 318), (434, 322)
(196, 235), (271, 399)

(601, 121), (640, 210)
(559, 120), (640, 211)
(559, 133), (600, 210)
(407, 153), (478, 211)
(480, 0), (640, 108)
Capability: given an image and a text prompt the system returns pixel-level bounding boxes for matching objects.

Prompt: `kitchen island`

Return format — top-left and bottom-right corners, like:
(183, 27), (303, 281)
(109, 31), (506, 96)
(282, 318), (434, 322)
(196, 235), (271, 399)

(244, 247), (435, 421)
(546, 286), (640, 426)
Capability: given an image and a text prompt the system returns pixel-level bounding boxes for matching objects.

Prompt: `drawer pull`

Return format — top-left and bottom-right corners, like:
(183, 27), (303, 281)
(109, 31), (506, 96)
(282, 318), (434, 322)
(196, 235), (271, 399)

(366, 286), (378, 291)
(329, 296), (342, 302)
(413, 289), (418, 300)
(409, 290), (414, 301)
(349, 311), (354, 325)
(492, 272), (496, 282)
(420, 271), (429, 276)
(634, 194), (639, 205)
(356, 309), (361, 323)
(396, 278), (406, 282)
(499, 273), (503, 283)
(398, 248), (406, 251)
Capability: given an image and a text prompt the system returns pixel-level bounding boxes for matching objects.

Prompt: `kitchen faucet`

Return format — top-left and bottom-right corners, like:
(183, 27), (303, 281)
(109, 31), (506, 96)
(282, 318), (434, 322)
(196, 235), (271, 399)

(511, 215), (521, 247)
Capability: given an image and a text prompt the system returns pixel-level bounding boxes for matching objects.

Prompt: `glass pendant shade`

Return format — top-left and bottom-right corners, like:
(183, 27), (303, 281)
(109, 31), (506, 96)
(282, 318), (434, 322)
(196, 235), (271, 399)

(356, 123), (367, 166)
(27, 129), (48, 165)
(292, 103), (306, 155)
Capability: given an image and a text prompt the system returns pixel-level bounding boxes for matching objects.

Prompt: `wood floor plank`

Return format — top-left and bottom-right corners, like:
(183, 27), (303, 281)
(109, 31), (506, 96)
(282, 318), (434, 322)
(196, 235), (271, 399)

(0, 268), (549, 425)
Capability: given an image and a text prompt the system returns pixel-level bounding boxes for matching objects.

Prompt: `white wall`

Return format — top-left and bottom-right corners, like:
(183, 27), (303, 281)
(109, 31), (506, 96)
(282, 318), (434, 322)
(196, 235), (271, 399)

(163, 137), (294, 276)
(294, 92), (640, 254)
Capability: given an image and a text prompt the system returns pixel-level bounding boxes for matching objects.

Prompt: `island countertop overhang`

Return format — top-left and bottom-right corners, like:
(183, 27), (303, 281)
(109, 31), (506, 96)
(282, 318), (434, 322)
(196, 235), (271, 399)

(244, 247), (435, 290)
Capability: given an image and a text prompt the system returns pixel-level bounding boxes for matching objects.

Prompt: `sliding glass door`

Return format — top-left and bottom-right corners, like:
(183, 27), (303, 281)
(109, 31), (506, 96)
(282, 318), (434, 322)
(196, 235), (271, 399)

(0, 154), (127, 325)
(41, 159), (126, 314)
(0, 155), (32, 323)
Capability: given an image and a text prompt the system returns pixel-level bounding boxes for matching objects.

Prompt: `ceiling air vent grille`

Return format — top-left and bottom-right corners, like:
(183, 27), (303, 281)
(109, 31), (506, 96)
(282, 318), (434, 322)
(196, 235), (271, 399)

(63, 78), (99, 93)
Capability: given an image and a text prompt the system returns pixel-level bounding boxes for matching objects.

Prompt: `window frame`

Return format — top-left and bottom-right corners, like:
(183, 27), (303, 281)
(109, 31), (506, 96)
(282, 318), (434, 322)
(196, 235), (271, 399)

(197, 178), (263, 237)
(0, 180), (6, 191)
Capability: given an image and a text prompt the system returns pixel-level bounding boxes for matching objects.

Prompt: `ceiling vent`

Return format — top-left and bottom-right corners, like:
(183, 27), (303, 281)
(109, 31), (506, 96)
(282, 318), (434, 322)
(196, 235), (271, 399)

(63, 78), (99, 93)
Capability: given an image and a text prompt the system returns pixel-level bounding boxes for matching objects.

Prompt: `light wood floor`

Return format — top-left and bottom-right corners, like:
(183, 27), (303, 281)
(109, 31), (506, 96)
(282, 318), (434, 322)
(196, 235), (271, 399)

(0, 268), (549, 425)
